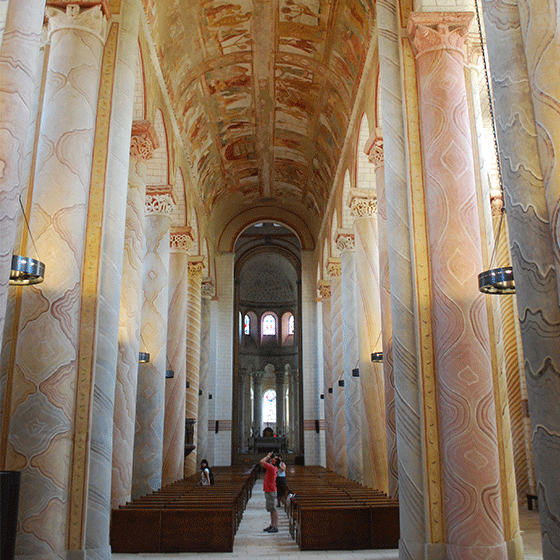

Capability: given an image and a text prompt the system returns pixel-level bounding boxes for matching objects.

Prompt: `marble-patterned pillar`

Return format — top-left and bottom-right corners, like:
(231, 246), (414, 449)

(184, 255), (204, 477)
(112, 120), (158, 509)
(132, 186), (174, 498)
(0, 0), (46, 348)
(514, 0), (560, 299)
(162, 227), (194, 486)
(276, 370), (285, 436)
(252, 371), (264, 436)
(3, 4), (108, 558)
(290, 368), (300, 451)
(482, 2), (560, 557)
(378, 0), (427, 555)
(336, 230), (364, 484)
(328, 258), (347, 477)
(197, 278), (214, 462)
(409, 12), (508, 558)
(318, 280), (334, 471)
(365, 130), (398, 497)
(350, 192), (389, 494)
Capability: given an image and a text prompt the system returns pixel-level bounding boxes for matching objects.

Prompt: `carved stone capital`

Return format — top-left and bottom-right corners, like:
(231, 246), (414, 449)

(131, 120), (159, 161)
(188, 256), (205, 280)
(490, 189), (503, 217)
(201, 277), (215, 299)
(349, 190), (378, 218)
(47, 0), (111, 17)
(318, 279), (331, 299)
(170, 226), (194, 252)
(327, 258), (342, 279)
(364, 130), (383, 168)
(146, 185), (175, 216)
(46, 3), (108, 42)
(335, 229), (355, 252)
(408, 12), (473, 58)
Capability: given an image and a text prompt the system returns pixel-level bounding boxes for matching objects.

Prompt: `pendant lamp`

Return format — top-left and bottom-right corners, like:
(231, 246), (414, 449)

(138, 333), (150, 363)
(10, 197), (45, 285)
(474, 0), (515, 295)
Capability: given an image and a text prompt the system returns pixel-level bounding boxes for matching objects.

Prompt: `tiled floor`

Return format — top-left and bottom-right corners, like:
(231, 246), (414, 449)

(112, 482), (543, 559)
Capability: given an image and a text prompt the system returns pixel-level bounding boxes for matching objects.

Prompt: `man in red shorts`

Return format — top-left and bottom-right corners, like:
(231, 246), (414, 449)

(260, 452), (279, 532)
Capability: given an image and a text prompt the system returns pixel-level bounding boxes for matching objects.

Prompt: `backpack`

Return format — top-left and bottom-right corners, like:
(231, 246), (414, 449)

(208, 469), (215, 486)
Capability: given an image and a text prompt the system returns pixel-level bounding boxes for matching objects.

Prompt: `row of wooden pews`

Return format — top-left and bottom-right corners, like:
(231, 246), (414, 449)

(110, 465), (258, 553)
(285, 465), (400, 551)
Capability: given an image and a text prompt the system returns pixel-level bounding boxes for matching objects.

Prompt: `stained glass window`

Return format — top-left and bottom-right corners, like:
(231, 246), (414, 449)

(244, 314), (250, 335)
(263, 314), (276, 335)
(288, 315), (294, 335)
(263, 390), (276, 422)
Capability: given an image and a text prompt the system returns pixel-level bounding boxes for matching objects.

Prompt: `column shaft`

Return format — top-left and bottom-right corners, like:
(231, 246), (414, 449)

(409, 12), (506, 558)
(197, 289), (212, 462)
(319, 284), (334, 471)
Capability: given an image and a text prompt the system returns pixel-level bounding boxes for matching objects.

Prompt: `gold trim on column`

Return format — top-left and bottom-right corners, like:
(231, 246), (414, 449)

(68, 20), (118, 551)
(402, 35), (444, 544)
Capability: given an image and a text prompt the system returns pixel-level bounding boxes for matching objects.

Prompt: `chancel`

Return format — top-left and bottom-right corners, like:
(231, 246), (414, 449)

(0, 0), (558, 559)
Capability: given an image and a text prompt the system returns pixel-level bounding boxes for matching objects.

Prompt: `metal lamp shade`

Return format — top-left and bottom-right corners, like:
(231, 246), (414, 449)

(371, 352), (383, 363)
(10, 255), (45, 285)
(138, 352), (150, 363)
(478, 267), (515, 295)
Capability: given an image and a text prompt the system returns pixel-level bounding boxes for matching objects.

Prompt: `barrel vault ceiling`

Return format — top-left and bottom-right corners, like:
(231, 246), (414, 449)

(143, 0), (376, 245)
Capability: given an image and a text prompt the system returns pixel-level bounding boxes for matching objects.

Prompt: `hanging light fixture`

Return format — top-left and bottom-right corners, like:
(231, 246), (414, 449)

(474, 0), (515, 295)
(138, 333), (150, 363)
(10, 197), (45, 285)
(371, 352), (383, 363)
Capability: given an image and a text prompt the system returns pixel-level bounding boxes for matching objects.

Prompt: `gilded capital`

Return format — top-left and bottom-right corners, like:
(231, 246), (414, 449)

(408, 12), (473, 58)
(349, 190), (377, 218)
(327, 258), (342, 279)
(335, 230), (355, 252)
(318, 280), (331, 299)
(170, 226), (195, 252)
(364, 131), (383, 169)
(202, 277), (216, 298)
(188, 256), (205, 280)
(146, 185), (175, 215)
(131, 120), (159, 161)
(46, 3), (108, 42)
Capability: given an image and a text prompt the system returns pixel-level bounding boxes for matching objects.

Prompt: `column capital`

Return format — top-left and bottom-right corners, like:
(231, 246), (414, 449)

(47, 0), (111, 17)
(335, 229), (355, 253)
(146, 185), (175, 216)
(408, 12), (473, 58)
(318, 279), (331, 300)
(131, 120), (159, 161)
(170, 226), (194, 252)
(364, 130), (383, 169)
(253, 371), (265, 383)
(201, 277), (215, 299)
(46, 3), (108, 42)
(327, 257), (342, 279)
(349, 189), (378, 218)
(490, 189), (503, 217)
(188, 256), (205, 280)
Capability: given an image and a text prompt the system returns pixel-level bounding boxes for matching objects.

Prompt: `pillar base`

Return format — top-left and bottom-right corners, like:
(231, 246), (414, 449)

(446, 542), (508, 559)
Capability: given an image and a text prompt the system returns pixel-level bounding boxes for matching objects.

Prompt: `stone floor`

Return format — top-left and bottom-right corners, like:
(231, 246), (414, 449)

(112, 481), (543, 559)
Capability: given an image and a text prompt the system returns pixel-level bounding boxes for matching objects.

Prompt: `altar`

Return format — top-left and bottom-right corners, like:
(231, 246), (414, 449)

(249, 436), (288, 453)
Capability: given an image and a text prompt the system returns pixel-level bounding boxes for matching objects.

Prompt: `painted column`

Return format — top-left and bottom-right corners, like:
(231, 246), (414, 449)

(112, 120), (158, 508)
(276, 370), (285, 436)
(252, 371), (264, 436)
(514, 0), (560, 299)
(365, 130), (398, 497)
(409, 12), (507, 558)
(132, 186), (173, 498)
(162, 227), (194, 486)
(482, 2), (560, 557)
(318, 280), (334, 471)
(328, 258), (347, 477)
(336, 231), (363, 484)
(197, 278), (214, 462)
(184, 255), (204, 477)
(3, 4), (107, 558)
(350, 192), (389, 493)
(378, 0), (427, 555)
(0, 0), (46, 348)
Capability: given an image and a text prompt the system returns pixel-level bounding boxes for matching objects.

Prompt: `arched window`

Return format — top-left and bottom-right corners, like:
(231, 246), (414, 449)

(288, 315), (294, 335)
(262, 314), (276, 335)
(263, 389), (276, 423)
(244, 314), (251, 335)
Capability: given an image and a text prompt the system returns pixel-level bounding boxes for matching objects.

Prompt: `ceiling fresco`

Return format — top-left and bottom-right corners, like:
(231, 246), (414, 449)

(142, 0), (376, 241)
